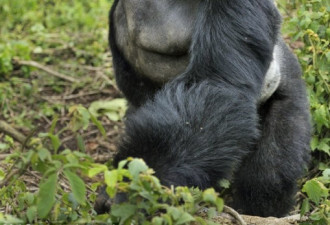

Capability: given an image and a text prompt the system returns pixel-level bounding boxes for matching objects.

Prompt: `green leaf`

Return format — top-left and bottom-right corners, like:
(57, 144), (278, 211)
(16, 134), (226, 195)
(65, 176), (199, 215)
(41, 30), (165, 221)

(176, 212), (195, 224)
(88, 164), (108, 177)
(48, 134), (61, 153)
(0, 215), (24, 224)
(37, 173), (57, 219)
(118, 159), (128, 169)
(26, 206), (37, 223)
(317, 138), (330, 155)
(215, 198), (224, 212)
(128, 158), (148, 178)
(105, 170), (118, 188)
(89, 98), (127, 122)
(202, 188), (217, 204)
(76, 134), (86, 152)
(77, 106), (91, 130)
(105, 111), (121, 122)
(38, 148), (51, 162)
(218, 179), (230, 189)
(207, 207), (217, 218)
(90, 113), (106, 137)
(25, 192), (35, 205)
(300, 199), (310, 216)
(302, 179), (328, 205)
(0, 168), (5, 181)
(311, 136), (319, 151)
(322, 169), (330, 183)
(104, 170), (119, 198)
(49, 115), (59, 134)
(110, 203), (137, 223)
(0, 143), (9, 151)
(167, 206), (181, 220)
(310, 211), (324, 221)
(63, 169), (86, 205)
(162, 214), (173, 225)
(152, 217), (165, 225)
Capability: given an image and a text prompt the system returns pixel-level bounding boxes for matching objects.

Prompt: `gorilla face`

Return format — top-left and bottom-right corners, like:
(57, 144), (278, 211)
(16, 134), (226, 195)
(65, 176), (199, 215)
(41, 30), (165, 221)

(112, 0), (200, 83)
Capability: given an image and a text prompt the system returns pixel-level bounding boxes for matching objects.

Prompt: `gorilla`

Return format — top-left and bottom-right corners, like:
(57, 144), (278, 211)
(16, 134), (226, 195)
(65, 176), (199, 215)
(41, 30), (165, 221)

(95, 0), (311, 217)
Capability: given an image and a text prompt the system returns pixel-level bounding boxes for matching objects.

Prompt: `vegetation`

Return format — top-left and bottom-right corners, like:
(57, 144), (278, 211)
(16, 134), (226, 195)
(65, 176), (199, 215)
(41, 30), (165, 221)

(278, 0), (329, 224)
(0, 0), (329, 224)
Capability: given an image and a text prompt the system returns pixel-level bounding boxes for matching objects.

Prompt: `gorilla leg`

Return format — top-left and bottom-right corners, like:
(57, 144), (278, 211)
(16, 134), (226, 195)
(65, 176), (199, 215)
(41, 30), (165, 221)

(232, 43), (311, 217)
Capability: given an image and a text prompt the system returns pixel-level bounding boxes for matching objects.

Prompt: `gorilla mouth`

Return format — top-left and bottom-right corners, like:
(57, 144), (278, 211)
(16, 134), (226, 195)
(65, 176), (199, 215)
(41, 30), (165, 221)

(129, 45), (190, 83)
(137, 42), (189, 58)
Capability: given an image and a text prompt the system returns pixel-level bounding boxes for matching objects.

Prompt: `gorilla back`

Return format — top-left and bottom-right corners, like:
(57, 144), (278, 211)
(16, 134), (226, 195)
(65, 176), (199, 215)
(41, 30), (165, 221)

(103, 0), (311, 217)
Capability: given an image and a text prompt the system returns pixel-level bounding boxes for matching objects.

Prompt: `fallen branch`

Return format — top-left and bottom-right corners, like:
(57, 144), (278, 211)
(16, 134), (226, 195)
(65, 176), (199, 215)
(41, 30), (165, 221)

(283, 214), (309, 223)
(197, 206), (308, 225)
(15, 60), (78, 83)
(241, 213), (308, 225)
(42, 91), (101, 101)
(0, 169), (20, 188)
(223, 206), (246, 225)
(0, 120), (27, 144)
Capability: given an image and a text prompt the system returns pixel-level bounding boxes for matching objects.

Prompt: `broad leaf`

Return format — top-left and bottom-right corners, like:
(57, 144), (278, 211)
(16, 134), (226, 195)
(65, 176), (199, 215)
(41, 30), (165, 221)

(128, 159), (148, 178)
(176, 212), (195, 224)
(111, 203), (137, 224)
(37, 173), (57, 218)
(302, 179), (328, 205)
(63, 169), (86, 205)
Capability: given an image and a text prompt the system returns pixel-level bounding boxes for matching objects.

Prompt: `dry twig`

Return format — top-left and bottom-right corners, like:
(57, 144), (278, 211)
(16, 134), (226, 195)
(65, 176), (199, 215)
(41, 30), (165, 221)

(283, 214), (309, 223)
(15, 60), (78, 83)
(223, 206), (247, 225)
(0, 120), (26, 144)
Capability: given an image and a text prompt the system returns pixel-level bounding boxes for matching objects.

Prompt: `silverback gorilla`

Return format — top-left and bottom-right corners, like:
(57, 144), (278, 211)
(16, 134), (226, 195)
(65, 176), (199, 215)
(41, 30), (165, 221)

(95, 0), (311, 217)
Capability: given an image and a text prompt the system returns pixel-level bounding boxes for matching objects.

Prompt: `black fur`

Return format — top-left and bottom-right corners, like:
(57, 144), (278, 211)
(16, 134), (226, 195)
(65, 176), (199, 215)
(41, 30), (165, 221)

(97, 0), (311, 217)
